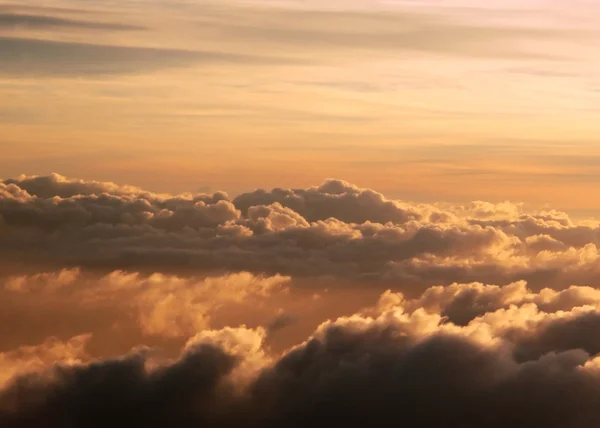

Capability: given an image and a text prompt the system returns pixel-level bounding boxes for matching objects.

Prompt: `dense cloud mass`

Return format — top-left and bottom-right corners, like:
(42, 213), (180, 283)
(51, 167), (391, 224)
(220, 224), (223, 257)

(3, 173), (600, 427)
(5, 285), (600, 427)
(2, 173), (600, 290)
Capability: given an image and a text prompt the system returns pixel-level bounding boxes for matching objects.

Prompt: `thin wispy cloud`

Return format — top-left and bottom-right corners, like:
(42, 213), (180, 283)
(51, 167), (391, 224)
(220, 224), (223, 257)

(0, 12), (147, 31)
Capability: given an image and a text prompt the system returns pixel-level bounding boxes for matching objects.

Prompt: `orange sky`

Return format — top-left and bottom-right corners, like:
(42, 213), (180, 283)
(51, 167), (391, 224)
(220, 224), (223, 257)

(1, 0), (599, 215)
(5, 3), (600, 423)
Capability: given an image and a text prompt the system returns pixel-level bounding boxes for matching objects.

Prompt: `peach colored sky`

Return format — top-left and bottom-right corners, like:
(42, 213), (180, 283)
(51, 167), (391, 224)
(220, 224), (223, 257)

(4, 2), (600, 421)
(1, 0), (599, 214)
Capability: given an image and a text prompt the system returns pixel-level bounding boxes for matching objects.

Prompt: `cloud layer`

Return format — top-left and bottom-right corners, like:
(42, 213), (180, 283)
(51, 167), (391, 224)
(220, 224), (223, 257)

(2, 174), (600, 291)
(3, 173), (600, 427)
(0, 12), (146, 31)
(5, 282), (600, 427)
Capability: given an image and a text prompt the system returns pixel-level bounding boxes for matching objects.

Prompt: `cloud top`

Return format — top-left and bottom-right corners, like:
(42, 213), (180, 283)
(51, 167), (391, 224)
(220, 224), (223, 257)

(2, 174), (599, 291)
(4, 282), (600, 427)
(3, 173), (600, 427)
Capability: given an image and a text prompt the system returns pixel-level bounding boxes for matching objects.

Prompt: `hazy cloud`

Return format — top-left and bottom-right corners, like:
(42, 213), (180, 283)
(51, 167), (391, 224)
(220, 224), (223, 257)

(0, 269), (289, 345)
(0, 13), (146, 31)
(207, 6), (569, 60)
(0, 36), (288, 77)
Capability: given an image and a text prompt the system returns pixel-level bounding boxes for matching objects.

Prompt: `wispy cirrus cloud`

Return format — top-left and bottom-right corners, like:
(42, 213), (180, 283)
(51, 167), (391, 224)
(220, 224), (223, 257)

(0, 36), (292, 77)
(5, 280), (600, 427)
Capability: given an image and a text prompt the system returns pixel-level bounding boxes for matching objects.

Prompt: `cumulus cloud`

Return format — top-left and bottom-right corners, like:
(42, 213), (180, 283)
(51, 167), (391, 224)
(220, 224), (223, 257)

(233, 178), (424, 224)
(2, 174), (600, 291)
(5, 284), (600, 427)
(378, 280), (600, 325)
(0, 335), (240, 428)
(4, 173), (600, 426)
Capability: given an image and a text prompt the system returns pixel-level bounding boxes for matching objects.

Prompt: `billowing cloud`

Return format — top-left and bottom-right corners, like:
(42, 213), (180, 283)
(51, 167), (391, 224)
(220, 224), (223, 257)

(233, 178), (424, 224)
(0, 333), (241, 428)
(3, 173), (600, 426)
(2, 174), (600, 291)
(5, 284), (600, 427)
(0, 334), (91, 388)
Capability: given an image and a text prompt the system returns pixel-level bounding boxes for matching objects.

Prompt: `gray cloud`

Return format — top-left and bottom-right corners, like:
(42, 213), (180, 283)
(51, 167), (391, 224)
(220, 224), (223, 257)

(5, 293), (600, 427)
(2, 173), (600, 292)
(0, 339), (239, 428)
(193, 5), (576, 61)
(513, 311), (600, 362)
(0, 13), (146, 31)
(0, 3), (92, 15)
(266, 312), (297, 335)
(376, 281), (600, 362)
(252, 331), (595, 427)
(233, 178), (423, 224)
(0, 36), (288, 77)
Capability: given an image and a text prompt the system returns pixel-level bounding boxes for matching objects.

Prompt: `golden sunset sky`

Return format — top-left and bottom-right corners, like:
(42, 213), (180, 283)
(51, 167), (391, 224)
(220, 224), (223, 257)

(5, 3), (600, 425)
(1, 0), (599, 214)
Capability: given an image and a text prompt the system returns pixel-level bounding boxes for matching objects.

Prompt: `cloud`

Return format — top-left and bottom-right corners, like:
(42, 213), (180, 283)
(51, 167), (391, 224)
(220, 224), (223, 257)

(1, 0), (577, 83)
(0, 3), (91, 15)
(6, 285), (600, 427)
(366, 282), (600, 362)
(1, 269), (290, 341)
(233, 178), (423, 224)
(3, 173), (149, 198)
(192, 3), (577, 61)
(0, 335), (240, 428)
(2, 174), (600, 291)
(110, 271), (289, 338)
(0, 13), (146, 31)
(250, 318), (599, 427)
(0, 334), (91, 388)
(0, 36), (289, 77)
(266, 312), (297, 334)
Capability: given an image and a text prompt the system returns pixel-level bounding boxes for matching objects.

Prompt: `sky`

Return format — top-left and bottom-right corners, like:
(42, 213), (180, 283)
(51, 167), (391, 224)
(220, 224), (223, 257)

(4, 2), (600, 426)
(1, 0), (599, 213)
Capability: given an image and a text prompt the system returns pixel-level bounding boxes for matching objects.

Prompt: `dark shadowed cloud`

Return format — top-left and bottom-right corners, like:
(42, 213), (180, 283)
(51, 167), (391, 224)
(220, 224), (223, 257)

(4, 296), (600, 427)
(2, 174), (600, 291)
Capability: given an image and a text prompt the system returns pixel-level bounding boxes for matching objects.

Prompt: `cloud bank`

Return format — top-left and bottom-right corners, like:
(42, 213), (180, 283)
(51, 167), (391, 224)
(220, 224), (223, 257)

(4, 283), (600, 427)
(3, 173), (600, 427)
(2, 173), (600, 290)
